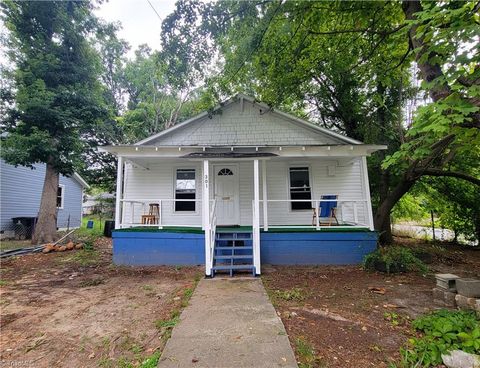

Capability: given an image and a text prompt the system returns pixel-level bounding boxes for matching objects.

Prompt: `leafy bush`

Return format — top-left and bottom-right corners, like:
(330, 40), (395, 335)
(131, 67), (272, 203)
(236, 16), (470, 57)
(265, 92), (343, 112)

(399, 310), (480, 367)
(363, 246), (428, 274)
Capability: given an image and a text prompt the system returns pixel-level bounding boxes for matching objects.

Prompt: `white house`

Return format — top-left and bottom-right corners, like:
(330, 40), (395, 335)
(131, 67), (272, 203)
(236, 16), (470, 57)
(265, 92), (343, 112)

(100, 94), (386, 276)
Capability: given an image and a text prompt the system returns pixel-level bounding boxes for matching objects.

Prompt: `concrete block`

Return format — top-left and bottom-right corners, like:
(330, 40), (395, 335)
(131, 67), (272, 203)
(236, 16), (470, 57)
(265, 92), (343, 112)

(433, 288), (457, 307)
(444, 290), (457, 307)
(456, 278), (480, 298)
(435, 273), (460, 292)
(455, 294), (478, 310)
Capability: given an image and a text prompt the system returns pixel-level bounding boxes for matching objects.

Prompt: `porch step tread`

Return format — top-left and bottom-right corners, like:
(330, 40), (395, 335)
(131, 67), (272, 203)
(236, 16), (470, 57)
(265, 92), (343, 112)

(214, 255), (253, 260)
(212, 265), (255, 271)
(215, 235), (252, 240)
(214, 246), (253, 250)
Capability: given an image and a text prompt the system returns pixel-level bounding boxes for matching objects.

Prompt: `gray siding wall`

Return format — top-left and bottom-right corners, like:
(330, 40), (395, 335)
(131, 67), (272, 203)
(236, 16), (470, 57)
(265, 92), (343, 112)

(0, 160), (84, 231)
(146, 100), (344, 146)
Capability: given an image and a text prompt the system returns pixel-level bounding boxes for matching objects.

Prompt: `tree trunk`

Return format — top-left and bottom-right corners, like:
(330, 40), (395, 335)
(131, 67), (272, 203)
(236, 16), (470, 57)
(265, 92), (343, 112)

(32, 158), (59, 244)
(374, 175), (416, 244)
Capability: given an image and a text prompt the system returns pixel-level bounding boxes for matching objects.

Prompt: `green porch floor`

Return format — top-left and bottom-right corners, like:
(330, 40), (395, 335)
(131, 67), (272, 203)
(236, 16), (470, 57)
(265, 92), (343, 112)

(115, 225), (371, 234)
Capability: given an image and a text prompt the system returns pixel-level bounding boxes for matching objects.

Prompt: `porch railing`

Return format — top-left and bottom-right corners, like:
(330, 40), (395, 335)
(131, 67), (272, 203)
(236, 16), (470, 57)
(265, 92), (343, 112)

(118, 198), (204, 228)
(259, 199), (370, 230)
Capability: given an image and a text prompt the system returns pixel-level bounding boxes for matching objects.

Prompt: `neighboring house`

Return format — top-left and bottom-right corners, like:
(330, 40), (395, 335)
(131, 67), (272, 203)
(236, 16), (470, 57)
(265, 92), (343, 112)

(82, 193), (115, 216)
(0, 159), (89, 238)
(101, 94), (386, 276)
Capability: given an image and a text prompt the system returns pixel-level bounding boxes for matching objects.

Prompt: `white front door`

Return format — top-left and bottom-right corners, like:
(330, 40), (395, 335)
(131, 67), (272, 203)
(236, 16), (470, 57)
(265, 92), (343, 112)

(214, 165), (240, 226)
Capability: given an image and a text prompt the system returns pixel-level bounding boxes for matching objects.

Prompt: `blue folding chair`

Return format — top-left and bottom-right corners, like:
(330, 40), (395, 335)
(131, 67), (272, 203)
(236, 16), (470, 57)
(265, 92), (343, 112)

(312, 195), (339, 226)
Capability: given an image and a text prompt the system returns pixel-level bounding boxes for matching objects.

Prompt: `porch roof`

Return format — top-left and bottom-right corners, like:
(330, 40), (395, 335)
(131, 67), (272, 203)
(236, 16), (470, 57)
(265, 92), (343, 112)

(98, 144), (387, 158)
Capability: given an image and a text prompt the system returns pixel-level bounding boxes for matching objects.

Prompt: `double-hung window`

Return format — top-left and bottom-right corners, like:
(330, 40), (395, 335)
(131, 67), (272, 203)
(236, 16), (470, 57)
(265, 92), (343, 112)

(57, 185), (65, 209)
(289, 167), (312, 210)
(175, 169), (196, 211)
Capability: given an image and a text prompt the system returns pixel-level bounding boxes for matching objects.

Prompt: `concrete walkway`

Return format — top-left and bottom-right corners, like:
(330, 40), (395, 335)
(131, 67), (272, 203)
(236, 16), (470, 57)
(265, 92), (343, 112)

(158, 278), (298, 368)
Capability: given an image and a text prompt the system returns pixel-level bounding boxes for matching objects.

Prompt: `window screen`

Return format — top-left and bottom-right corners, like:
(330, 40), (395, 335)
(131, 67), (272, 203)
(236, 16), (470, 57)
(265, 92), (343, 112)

(175, 169), (196, 211)
(289, 167), (312, 210)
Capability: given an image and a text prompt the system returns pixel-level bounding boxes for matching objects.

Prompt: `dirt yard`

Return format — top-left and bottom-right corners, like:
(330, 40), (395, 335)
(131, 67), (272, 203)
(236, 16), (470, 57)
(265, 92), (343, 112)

(0, 238), (202, 368)
(262, 239), (480, 368)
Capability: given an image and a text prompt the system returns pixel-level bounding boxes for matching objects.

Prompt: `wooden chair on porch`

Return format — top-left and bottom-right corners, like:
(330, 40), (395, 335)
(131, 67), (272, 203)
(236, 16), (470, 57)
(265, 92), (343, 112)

(141, 203), (160, 224)
(312, 195), (339, 226)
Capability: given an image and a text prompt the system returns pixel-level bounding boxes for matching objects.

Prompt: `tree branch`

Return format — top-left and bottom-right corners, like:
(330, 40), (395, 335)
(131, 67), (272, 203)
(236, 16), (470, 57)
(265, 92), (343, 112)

(419, 168), (480, 186)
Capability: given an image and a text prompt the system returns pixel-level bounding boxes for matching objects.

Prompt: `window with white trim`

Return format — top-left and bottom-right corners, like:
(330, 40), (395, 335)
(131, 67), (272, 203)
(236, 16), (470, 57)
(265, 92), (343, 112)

(289, 167), (312, 210)
(175, 169), (196, 211)
(57, 185), (65, 209)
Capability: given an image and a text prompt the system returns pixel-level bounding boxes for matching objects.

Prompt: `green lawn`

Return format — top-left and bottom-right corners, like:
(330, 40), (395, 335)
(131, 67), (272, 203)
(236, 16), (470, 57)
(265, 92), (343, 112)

(80, 215), (107, 237)
(0, 239), (32, 251)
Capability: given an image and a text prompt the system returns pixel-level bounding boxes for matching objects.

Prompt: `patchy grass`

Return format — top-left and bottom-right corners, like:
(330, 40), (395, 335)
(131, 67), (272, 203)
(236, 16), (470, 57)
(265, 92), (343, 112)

(0, 239), (31, 251)
(79, 277), (104, 288)
(296, 337), (325, 368)
(270, 287), (308, 303)
(1, 238), (202, 368)
(58, 248), (101, 266)
(139, 351), (161, 368)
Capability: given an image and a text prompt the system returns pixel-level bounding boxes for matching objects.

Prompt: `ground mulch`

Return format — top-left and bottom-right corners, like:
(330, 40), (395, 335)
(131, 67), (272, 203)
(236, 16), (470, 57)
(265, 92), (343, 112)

(262, 240), (480, 368)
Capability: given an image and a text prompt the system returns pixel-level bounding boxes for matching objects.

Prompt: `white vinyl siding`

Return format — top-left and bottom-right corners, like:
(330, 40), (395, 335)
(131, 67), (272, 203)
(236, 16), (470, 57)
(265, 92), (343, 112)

(121, 157), (370, 228)
(122, 160), (203, 226)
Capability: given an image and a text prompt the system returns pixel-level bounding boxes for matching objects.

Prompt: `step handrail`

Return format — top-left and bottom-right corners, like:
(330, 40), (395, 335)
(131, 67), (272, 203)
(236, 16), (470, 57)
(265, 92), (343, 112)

(209, 199), (217, 272)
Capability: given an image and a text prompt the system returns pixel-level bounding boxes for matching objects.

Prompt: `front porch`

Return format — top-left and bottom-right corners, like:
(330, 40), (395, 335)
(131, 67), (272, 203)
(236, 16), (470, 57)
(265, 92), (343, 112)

(113, 153), (377, 276)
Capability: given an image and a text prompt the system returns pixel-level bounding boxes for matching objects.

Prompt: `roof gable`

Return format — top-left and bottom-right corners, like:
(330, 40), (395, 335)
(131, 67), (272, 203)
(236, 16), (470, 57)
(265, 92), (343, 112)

(138, 95), (361, 147)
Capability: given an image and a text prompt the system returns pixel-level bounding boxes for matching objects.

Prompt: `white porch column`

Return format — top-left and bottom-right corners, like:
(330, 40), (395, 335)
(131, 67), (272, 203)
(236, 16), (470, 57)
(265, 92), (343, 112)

(114, 156), (124, 229)
(262, 160), (268, 231)
(253, 159), (261, 274)
(203, 159), (211, 276)
(362, 157), (375, 230)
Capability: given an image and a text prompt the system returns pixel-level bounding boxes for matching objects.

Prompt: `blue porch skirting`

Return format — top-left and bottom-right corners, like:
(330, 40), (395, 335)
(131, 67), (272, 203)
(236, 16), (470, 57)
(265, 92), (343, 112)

(112, 230), (377, 266)
(260, 231), (378, 265)
(113, 231), (205, 266)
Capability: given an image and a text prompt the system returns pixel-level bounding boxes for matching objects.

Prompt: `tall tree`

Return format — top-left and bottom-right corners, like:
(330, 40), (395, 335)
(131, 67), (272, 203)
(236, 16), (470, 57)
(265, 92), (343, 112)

(119, 45), (202, 143)
(161, 0), (480, 243)
(79, 21), (129, 192)
(1, 1), (107, 243)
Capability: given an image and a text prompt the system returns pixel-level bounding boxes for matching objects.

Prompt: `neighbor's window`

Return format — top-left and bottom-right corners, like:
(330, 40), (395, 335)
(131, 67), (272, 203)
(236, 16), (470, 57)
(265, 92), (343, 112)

(175, 169), (196, 211)
(289, 167), (312, 210)
(57, 185), (65, 209)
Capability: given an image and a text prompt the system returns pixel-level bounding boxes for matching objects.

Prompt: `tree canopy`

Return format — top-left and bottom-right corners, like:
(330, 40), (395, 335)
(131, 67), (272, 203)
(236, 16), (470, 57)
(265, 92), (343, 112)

(159, 0), (480, 243)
